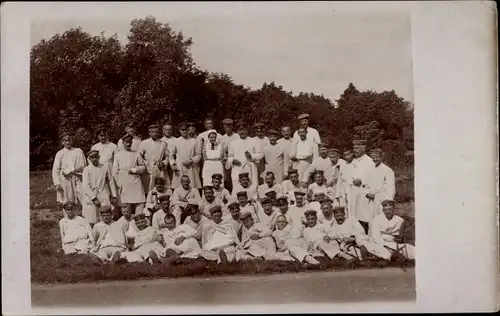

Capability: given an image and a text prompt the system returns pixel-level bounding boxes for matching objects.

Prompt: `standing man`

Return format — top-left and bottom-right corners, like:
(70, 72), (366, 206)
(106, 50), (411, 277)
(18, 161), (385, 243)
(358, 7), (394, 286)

(278, 126), (294, 178)
(196, 117), (223, 148)
(112, 134), (147, 216)
(335, 148), (356, 217)
(221, 118), (240, 191)
(293, 113), (321, 145)
(253, 122), (269, 185)
(138, 124), (170, 193)
(289, 127), (318, 182)
(301, 142), (331, 186)
(170, 122), (202, 190)
(91, 127), (118, 168)
(350, 139), (375, 234)
(187, 122), (198, 139)
(227, 123), (263, 189)
(161, 123), (176, 185)
(82, 150), (117, 225)
(52, 133), (87, 212)
(262, 129), (286, 184)
(117, 123), (141, 152)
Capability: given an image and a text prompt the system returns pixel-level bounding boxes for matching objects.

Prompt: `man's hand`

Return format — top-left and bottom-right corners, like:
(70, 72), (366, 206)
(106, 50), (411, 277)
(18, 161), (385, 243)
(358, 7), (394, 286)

(174, 236), (185, 245)
(250, 234), (260, 240)
(352, 179), (362, 187)
(92, 198), (101, 208)
(232, 159), (242, 166)
(365, 193), (375, 200)
(153, 204), (161, 211)
(323, 236), (332, 243)
(244, 151), (252, 160)
(110, 197), (117, 205)
(54, 184), (62, 191)
(129, 167), (137, 175)
(157, 161), (166, 170)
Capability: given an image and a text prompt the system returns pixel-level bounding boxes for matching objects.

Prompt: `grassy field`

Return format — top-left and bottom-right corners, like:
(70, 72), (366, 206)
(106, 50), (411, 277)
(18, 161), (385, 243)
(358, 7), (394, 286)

(30, 170), (415, 285)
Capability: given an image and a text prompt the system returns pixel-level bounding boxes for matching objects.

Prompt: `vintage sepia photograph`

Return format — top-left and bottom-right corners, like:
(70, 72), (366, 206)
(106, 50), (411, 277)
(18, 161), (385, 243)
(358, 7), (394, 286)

(28, 4), (417, 308)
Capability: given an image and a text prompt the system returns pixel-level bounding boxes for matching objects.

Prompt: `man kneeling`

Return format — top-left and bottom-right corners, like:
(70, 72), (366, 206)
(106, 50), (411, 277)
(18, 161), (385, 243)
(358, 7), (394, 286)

(160, 214), (202, 259)
(302, 210), (353, 261)
(331, 206), (392, 261)
(123, 213), (164, 265)
(236, 212), (276, 261)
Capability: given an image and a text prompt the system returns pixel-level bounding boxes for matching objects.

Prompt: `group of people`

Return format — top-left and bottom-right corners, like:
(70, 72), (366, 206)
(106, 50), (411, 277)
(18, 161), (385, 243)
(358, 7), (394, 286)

(53, 113), (415, 266)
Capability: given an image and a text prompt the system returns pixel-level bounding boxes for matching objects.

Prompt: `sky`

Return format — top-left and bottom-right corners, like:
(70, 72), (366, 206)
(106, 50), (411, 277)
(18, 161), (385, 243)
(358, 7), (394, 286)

(30, 6), (414, 103)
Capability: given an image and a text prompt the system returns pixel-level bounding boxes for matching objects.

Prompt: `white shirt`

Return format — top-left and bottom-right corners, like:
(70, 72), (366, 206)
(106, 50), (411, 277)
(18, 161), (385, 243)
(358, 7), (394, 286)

(91, 141), (118, 165)
(370, 214), (405, 244)
(293, 126), (321, 144)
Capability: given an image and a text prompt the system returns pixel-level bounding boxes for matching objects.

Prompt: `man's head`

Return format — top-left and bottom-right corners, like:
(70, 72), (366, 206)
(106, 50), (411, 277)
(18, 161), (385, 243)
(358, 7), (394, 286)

(190, 207), (202, 223)
(277, 196), (289, 213)
(188, 123), (196, 137)
(121, 134), (133, 151)
(122, 203), (132, 220)
(261, 197), (274, 215)
(313, 170), (325, 185)
(63, 201), (77, 219)
(237, 123), (248, 139)
(204, 118), (215, 131)
(297, 127), (307, 140)
(99, 205), (113, 224)
(125, 123), (137, 136)
(381, 199), (396, 220)
(352, 140), (367, 158)
(294, 190), (306, 206)
(209, 206), (223, 224)
(236, 191), (248, 205)
(97, 128), (108, 143)
(222, 118), (234, 134)
(155, 177), (166, 192)
(254, 123), (265, 137)
(163, 124), (173, 138)
(211, 173), (223, 189)
(275, 214), (288, 230)
(164, 213), (177, 230)
(265, 172), (275, 186)
(343, 149), (354, 163)
(181, 175), (191, 189)
(135, 213), (148, 230)
(281, 126), (292, 139)
(304, 210), (317, 227)
(264, 190), (277, 202)
(318, 143), (328, 158)
(179, 123), (189, 138)
(228, 202), (241, 220)
(203, 185), (215, 202)
(148, 124), (161, 140)
(320, 199), (333, 218)
(158, 194), (170, 211)
(268, 129), (279, 144)
(314, 192), (326, 202)
(61, 134), (73, 149)
(298, 113), (310, 129)
(241, 212), (254, 229)
(87, 150), (100, 166)
(370, 148), (384, 166)
(238, 173), (250, 188)
(328, 148), (340, 165)
(288, 169), (299, 184)
(333, 206), (347, 224)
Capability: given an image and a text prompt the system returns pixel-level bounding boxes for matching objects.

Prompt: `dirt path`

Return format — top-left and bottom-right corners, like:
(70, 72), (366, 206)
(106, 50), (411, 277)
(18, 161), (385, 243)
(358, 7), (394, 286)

(32, 268), (415, 307)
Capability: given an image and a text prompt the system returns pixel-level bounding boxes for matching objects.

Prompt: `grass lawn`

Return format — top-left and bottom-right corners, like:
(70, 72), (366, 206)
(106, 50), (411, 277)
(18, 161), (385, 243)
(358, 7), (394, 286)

(30, 170), (415, 285)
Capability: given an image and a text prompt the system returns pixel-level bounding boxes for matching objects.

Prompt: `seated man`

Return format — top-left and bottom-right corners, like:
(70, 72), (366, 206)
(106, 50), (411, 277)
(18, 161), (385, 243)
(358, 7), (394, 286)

(281, 169), (302, 205)
(59, 201), (95, 255)
(317, 199), (336, 226)
(160, 214), (202, 259)
(272, 214), (320, 265)
(199, 185), (225, 219)
(256, 197), (279, 230)
(200, 206), (241, 263)
(184, 206), (209, 246)
(124, 213), (164, 265)
(236, 212), (276, 261)
(222, 203), (243, 239)
(231, 172), (258, 202)
(89, 205), (128, 264)
(236, 191), (259, 223)
(116, 203), (139, 246)
(150, 194), (172, 231)
(370, 199), (415, 260)
(302, 210), (353, 261)
(308, 192), (327, 214)
(211, 173), (231, 205)
(306, 170), (330, 201)
(171, 175), (202, 225)
(277, 196), (305, 239)
(331, 205), (392, 261)
(145, 177), (172, 217)
(257, 171), (284, 200)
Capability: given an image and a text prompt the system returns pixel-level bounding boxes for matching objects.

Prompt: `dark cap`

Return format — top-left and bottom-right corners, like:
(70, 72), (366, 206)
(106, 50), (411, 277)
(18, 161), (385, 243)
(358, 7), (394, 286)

(211, 173), (223, 180)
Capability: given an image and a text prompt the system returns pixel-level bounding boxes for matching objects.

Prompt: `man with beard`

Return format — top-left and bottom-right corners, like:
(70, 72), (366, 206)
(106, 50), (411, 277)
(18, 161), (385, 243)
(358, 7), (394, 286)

(293, 113), (321, 145)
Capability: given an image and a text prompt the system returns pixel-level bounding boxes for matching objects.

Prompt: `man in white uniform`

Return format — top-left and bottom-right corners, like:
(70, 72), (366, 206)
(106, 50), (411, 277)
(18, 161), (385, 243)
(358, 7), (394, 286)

(278, 126), (294, 178)
(91, 128), (118, 169)
(161, 123), (176, 183)
(289, 128), (318, 181)
(138, 124), (170, 192)
(293, 113), (321, 145)
(117, 123), (141, 152)
(170, 122), (202, 189)
(220, 118), (240, 191)
(257, 171), (284, 200)
(253, 122), (270, 185)
(301, 142), (330, 185)
(59, 201), (95, 255)
(282, 169), (302, 205)
(262, 129), (286, 183)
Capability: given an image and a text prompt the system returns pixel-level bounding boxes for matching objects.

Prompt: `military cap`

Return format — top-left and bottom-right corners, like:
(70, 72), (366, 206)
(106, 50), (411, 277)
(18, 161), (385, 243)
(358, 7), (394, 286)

(211, 173), (223, 180)
(304, 209), (317, 216)
(87, 149), (100, 158)
(209, 205), (223, 214)
(297, 113), (310, 120)
(99, 205), (112, 213)
(222, 118), (234, 124)
(240, 212), (253, 220)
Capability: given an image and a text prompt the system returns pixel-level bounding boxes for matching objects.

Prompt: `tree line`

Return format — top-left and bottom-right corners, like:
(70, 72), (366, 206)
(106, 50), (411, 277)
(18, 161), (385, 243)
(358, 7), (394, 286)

(30, 16), (414, 171)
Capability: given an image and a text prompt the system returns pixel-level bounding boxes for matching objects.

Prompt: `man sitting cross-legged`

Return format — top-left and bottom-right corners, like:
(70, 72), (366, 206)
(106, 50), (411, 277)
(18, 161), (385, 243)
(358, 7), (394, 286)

(370, 199), (415, 260)
(160, 213), (202, 259)
(331, 205), (392, 261)
(302, 209), (353, 261)
(200, 205), (241, 263)
(89, 205), (128, 264)
(123, 213), (164, 265)
(235, 212), (277, 261)
(59, 201), (95, 255)
(271, 214), (320, 265)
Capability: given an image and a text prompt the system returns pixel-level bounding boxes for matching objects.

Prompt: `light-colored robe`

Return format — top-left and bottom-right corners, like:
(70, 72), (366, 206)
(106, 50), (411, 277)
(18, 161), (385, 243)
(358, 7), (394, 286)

(213, 187), (231, 205)
(151, 209), (169, 231)
(336, 162), (356, 216)
(277, 137), (293, 176)
(184, 215), (209, 244)
(278, 208), (305, 239)
(112, 150), (146, 204)
(272, 224), (311, 262)
(201, 220), (240, 262)
(227, 137), (263, 188)
(145, 188), (171, 214)
(303, 223), (341, 259)
(222, 215), (243, 238)
(160, 224), (201, 258)
(293, 126), (321, 144)
(262, 143), (286, 183)
(170, 136), (202, 189)
(236, 222), (276, 260)
(370, 214), (415, 260)
(365, 163), (396, 219)
(116, 216), (139, 240)
(199, 197), (225, 218)
(171, 186), (202, 225)
(289, 139), (318, 181)
(91, 141), (118, 167)
(202, 141), (225, 187)
(256, 208), (279, 230)
(52, 147), (87, 204)
(239, 203), (260, 223)
(92, 220), (128, 261)
(231, 183), (258, 202)
(351, 154), (376, 222)
(117, 136), (141, 152)
(301, 156), (330, 183)
(59, 215), (95, 254)
(125, 226), (164, 262)
(257, 183), (284, 200)
(281, 179), (302, 204)
(138, 138), (170, 191)
(82, 163), (117, 224)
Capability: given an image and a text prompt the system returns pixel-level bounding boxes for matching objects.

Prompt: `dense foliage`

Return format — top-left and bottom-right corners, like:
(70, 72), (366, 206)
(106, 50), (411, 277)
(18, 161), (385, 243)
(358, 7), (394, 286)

(30, 16), (414, 170)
